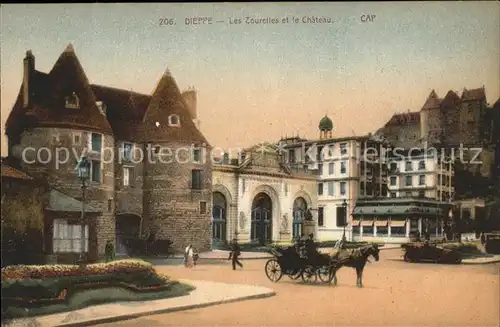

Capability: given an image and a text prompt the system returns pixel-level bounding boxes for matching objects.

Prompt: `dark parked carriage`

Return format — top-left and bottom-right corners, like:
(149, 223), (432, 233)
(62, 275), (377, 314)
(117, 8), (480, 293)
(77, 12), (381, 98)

(264, 245), (333, 284)
(401, 242), (462, 264)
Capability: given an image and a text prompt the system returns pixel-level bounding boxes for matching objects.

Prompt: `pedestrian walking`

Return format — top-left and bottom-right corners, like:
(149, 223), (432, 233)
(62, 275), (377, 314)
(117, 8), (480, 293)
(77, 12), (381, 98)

(184, 244), (194, 268)
(228, 238), (243, 270)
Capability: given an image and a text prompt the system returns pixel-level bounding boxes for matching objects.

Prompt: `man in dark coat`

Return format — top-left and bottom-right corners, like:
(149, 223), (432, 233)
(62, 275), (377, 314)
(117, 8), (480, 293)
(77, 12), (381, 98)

(304, 233), (317, 262)
(228, 238), (243, 270)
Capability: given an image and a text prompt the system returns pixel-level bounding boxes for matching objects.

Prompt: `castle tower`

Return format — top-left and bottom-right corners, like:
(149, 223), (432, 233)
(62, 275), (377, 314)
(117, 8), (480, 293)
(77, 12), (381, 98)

(420, 90), (442, 145)
(5, 44), (115, 260)
(135, 69), (212, 252)
(319, 115), (333, 140)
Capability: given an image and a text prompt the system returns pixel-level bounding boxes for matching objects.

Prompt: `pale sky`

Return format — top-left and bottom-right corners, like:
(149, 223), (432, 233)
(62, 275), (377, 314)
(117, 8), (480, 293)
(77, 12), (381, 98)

(1, 2), (499, 156)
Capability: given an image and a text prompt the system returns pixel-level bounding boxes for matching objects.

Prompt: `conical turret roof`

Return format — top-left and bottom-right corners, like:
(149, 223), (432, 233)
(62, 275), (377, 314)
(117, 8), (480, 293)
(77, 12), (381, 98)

(135, 69), (209, 145)
(421, 90), (442, 110)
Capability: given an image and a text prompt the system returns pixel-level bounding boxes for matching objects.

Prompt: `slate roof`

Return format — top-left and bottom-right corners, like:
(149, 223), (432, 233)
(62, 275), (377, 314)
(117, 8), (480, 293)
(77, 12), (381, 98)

(440, 90), (461, 107)
(461, 87), (486, 101)
(6, 45), (113, 136)
(6, 45), (208, 146)
(134, 69), (209, 145)
(1, 162), (33, 180)
(45, 189), (100, 213)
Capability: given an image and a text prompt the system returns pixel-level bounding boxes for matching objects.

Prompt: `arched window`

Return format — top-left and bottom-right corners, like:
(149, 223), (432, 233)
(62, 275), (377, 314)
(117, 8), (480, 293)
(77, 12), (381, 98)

(168, 114), (180, 126)
(65, 92), (79, 109)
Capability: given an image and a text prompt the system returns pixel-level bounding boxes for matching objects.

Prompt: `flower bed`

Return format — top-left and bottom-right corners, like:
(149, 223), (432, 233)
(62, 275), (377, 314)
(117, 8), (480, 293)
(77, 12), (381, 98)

(1, 259), (174, 305)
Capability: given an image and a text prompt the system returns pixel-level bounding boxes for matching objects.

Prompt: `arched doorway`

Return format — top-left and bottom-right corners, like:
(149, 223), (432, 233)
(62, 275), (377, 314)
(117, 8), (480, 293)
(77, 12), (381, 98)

(251, 192), (273, 245)
(293, 197), (308, 238)
(212, 192), (227, 242)
(115, 214), (141, 255)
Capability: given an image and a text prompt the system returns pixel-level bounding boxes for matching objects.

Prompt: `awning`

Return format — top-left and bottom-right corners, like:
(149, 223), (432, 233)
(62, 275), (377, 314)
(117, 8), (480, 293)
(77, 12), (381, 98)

(352, 219), (361, 226)
(361, 220), (373, 226)
(375, 220), (388, 227)
(390, 220), (407, 227)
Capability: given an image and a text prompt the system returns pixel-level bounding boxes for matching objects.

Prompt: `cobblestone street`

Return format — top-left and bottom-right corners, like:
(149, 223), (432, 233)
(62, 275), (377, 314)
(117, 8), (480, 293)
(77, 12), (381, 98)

(102, 249), (500, 327)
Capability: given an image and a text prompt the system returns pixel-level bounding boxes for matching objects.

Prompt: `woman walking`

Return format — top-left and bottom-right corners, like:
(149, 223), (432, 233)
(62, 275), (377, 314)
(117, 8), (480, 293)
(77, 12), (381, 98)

(184, 244), (194, 268)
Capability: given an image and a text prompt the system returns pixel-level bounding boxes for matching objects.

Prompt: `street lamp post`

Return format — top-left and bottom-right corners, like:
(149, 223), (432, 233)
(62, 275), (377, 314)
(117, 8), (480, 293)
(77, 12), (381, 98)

(76, 156), (90, 266)
(342, 199), (347, 242)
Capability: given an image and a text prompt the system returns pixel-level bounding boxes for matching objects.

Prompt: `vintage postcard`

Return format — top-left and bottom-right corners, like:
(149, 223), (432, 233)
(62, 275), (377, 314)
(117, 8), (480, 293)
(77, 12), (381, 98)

(1, 2), (499, 327)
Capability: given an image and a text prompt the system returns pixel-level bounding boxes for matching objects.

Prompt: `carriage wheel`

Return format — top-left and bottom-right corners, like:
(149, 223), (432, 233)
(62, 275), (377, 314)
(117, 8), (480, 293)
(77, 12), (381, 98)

(288, 269), (302, 280)
(265, 259), (283, 282)
(318, 266), (332, 283)
(301, 265), (317, 284)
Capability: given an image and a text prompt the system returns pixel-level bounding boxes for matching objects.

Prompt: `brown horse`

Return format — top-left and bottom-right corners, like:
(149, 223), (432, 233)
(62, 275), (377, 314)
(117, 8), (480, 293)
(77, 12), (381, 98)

(328, 244), (380, 288)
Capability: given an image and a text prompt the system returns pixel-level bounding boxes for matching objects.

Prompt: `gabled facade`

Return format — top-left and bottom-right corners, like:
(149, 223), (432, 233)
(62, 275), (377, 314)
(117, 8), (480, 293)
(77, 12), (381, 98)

(5, 45), (212, 260)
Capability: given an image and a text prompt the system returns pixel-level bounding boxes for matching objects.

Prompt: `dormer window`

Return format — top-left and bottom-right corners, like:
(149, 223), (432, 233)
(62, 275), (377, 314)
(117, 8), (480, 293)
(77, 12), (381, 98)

(168, 114), (180, 127)
(96, 101), (107, 115)
(65, 92), (79, 109)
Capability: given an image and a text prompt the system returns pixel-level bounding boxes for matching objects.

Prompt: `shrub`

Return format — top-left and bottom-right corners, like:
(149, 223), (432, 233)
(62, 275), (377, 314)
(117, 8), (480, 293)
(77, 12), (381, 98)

(1, 259), (153, 280)
(441, 242), (482, 255)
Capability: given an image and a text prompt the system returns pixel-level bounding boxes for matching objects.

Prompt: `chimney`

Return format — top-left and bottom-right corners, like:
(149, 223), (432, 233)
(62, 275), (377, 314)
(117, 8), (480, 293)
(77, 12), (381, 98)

(182, 87), (197, 120)
(23, 50), (35, 108)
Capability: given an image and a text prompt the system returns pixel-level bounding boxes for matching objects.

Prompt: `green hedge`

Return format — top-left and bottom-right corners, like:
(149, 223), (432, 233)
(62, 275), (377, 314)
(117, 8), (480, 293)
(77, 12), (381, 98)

(213, 240), (376, 252)
(440, 242), (483, 255)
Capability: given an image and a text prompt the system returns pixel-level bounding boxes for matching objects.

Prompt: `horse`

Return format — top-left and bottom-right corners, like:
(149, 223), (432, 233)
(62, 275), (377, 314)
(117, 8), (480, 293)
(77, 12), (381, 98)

(328, 243), (380, 288)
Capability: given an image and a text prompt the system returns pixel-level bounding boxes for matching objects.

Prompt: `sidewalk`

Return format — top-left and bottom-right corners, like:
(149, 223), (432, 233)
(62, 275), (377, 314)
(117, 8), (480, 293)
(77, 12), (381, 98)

(3, 280), (276, 327)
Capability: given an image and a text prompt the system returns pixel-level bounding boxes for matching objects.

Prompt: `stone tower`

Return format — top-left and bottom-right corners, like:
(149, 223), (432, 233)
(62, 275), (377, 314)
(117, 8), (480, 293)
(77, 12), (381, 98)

(420, 90), (442, 145)
(135, 70), (212, 252)
(5, 44), (116, 260)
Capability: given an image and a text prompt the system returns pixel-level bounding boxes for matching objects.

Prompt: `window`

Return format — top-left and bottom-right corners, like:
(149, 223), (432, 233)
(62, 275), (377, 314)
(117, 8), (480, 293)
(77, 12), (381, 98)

(52, 219), (88, 253)
(317, 163), (323, 175)
(318, 207), (324, 226)
(340, 182), (346, 195)
(123, 167), (133, 186)
(390, 176), (397, 186)
(242, 179), (246, 193)
(89, 133), (102, 153)
(419, 160), (425, 170)
(91, 160), (101, 183)
(168, 114), (180, 126)
(121, 142), (133, 162)
(340, 143), (347, 155)
(73, 133), (81, 145)
(390, 162), (398, 172)
(191, 169), (202, 189)
(317, 146), (323, 161)
(405, 191), (412, 197)
(462, 208), (472, 220)
(329, 162), (334, 175)
(363, 226), (374, 236)
(288, 149), (296, 163)
(65, 92), (79, 109)
(200, 201), (207, 214)
(391, 221), (406, 237)
(336, 206), (347, 227)
(317, 183), (323, 195)
(192, 148), (202, 163)
(390, 192), (397, 198)
(419, 175), (425, 185)
(405, 161), (412, 171)
(405, 176), (412, 186)
(108, 199), (113, 212)
(376, 225), (388, 236)
(328, 182), (334, 196)
(340, 161), (346, 174)
(418, 190), (425, 198)
(52, 133), (60, 144)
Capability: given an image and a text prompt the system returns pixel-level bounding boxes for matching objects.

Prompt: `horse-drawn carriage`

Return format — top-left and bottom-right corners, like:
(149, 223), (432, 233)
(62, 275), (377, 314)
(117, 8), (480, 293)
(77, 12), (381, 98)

(264, 245), (333, 283)
(264, 242), (381, 287)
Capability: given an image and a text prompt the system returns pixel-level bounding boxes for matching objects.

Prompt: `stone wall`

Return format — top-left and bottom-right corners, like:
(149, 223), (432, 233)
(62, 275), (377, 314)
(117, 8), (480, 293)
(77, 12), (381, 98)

(142, 141), (212, 253)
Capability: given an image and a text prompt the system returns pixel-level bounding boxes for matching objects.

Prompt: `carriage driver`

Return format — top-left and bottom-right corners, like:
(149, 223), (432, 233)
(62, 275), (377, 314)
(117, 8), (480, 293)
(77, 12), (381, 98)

(304, 233), (318, 261)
